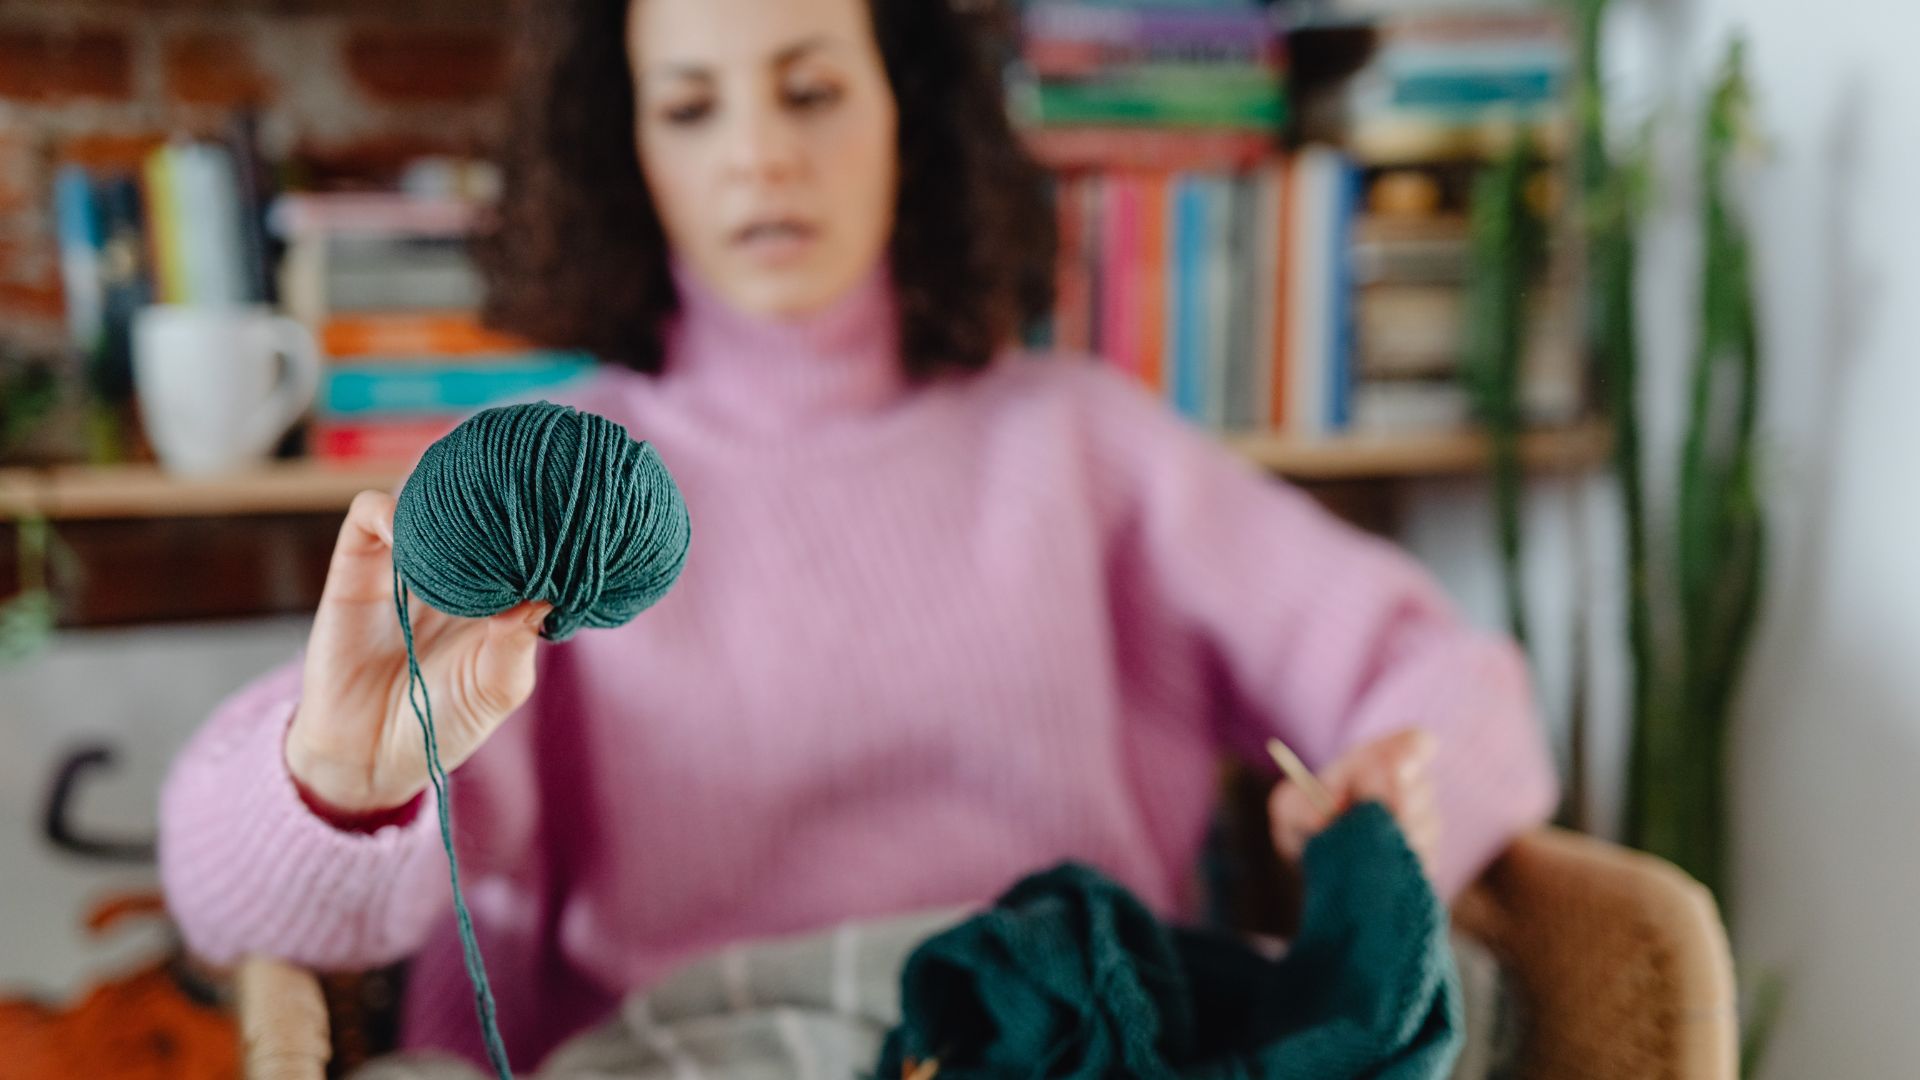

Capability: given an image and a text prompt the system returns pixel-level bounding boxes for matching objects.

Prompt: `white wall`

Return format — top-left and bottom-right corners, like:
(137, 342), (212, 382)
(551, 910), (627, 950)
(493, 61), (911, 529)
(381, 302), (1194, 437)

(1406, 2), (1920, 1074)
(1677, 2), (1920, 1074)
(0, 618), (309, 997)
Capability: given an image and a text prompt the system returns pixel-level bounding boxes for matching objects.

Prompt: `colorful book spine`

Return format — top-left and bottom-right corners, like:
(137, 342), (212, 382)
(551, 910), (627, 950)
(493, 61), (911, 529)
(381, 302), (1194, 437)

(174, 143), (251, 305)
(1201, 175), (1234, 428)
(1135, 172), (1169, 393)
(1022, 127), (1276, 172)
(1052, 175), (1092, 353)
(311, 417), (460, 463)
(1023, 3), (1279, 50)
(141, 146), (186, 305)
(1098, 174), (1139, 378)
(53, 166), (105, 353)
(1169, 175), (1208, 421)
(1326, 157), (1361, 431)
(1251, 164), (1282, 428)
(1284, 151), (1332, 438)
(319, 354), (595, 416)
(1029, 77), (1284, 129)
(1024, 37), (1284, 79)
(320, 314), (534, 358)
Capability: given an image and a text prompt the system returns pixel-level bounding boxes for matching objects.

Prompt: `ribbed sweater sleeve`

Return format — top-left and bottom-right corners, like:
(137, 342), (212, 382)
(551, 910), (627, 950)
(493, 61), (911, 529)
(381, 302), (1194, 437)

(157, 656), (455, 968)
(1083, 366), (1558, 897)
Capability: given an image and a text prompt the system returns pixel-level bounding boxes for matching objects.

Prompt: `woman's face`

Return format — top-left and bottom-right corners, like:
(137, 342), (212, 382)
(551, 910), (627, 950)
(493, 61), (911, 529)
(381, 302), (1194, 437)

(629, 0), (899, 319)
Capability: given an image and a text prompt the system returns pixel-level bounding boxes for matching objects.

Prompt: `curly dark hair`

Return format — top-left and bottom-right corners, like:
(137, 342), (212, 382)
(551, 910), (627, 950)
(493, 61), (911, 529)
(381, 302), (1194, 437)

(478, 0), (1057, 379)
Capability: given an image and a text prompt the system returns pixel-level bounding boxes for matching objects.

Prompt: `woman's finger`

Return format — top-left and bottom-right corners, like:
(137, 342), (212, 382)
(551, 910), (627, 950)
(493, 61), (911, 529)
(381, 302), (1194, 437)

(321, 491), (400, 606)
(1268, 778), (1333, 861)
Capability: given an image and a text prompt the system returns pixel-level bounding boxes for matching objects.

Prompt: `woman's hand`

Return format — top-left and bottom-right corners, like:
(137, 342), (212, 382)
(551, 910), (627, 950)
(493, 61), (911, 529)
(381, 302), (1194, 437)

(1268, 729), (1439, 878)
(284, 490), (553, 820)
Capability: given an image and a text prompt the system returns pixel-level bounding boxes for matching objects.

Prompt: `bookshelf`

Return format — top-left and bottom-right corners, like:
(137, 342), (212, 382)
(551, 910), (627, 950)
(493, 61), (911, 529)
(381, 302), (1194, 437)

(0, 421), (1608, 521)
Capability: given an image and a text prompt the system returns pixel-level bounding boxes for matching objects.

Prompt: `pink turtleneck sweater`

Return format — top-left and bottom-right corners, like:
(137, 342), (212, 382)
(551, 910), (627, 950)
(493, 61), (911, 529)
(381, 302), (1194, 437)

(158, 262), (1556, 1070)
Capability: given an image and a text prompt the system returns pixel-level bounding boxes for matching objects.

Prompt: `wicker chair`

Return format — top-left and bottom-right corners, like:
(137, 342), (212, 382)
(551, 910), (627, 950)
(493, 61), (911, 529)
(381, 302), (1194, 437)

(233, 824), (1738, 1080)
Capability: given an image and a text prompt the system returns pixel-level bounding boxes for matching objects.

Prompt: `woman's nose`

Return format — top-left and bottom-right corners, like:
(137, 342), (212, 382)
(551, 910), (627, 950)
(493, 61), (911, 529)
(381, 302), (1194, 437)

(722, 99), (804, 185)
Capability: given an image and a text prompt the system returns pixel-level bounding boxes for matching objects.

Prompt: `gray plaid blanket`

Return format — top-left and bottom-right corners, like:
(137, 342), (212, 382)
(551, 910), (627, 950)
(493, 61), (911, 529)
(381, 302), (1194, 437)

(352, 910), (1518, 1080)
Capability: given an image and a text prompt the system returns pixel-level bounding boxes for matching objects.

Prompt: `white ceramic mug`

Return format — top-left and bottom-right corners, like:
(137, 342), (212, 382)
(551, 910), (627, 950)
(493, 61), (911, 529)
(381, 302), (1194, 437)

(133, 304), (321, 475)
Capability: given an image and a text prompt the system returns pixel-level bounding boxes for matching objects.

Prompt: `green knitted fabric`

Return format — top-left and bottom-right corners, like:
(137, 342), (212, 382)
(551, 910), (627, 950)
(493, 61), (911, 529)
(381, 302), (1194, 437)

(389, 401), (692, 1079)
(876, 802), (1462, 1080)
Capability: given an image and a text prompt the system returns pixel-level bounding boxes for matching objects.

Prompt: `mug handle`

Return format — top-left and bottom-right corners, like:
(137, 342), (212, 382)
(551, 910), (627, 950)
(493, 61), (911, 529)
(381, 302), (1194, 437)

(244, 316), (323, 458)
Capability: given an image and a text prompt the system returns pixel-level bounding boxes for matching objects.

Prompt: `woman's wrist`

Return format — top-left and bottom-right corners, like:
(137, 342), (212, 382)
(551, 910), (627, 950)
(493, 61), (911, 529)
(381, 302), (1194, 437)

(284, 705), (420, 829)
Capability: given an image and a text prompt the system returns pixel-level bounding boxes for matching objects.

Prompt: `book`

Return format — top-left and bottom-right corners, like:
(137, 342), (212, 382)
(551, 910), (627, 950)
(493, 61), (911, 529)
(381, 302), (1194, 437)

(1283, 146), (1360, 438)
(54, 166), (105, 355)
(1352, 214), (1471, 285)
(1252, 163), (1287, 429)
(1134, 171), (1170, 393)
(1204, 174), (1237, 428)
(1236, 166), (1282, 426)
(319, 354), (595, 416)
(1024, 36), (1284, 78)
(1351, 378), (1472, 435)
(1023, 3), (1280, 50)
(319, 313), (534, 358)
(267, 192), (482, 239)
(311, 416), (460, 463)
(1168, 174), (1209, 421)
(1327, 156), (1360, 431)
(141, 147), (186, 304)
(1097, 173), (1140, 380)
(1052, 174), (1094, 353)
(1022, 127), (1276, 172)
(1024, 73), (1285, 129)
(1357, 283), (1465, 378)
(226, 109), (278, 304)
(280, 232), (487, 324)
(94, 176), (149, 404)
(172, 143), (252, 305)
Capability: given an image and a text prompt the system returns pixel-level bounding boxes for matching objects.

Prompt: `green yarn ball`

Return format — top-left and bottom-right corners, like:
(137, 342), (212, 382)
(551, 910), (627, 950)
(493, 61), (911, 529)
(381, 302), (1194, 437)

(391, 401), (691, 642)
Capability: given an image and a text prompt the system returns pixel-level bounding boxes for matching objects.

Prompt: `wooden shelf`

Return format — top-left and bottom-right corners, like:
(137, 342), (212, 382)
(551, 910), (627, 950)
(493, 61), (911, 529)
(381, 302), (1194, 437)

(0, 421), (1610, 521)
(1224, 419), (1611, 481)
(0, 461), (400, 521)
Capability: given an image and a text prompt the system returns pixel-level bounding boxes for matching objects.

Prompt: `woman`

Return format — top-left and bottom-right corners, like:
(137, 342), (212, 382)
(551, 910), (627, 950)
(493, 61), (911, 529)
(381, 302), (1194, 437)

(158, 0), (1556, 1070)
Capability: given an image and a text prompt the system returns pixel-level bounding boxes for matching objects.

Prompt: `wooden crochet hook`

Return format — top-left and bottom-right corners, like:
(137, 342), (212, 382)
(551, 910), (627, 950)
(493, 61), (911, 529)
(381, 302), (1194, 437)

(1266, 737), (1337, 817)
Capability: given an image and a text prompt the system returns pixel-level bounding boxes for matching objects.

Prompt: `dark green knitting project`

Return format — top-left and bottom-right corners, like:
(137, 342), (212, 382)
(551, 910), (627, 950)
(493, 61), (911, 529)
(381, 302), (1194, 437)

(877, 802), (1462, 1080)
(389, 401), (692, 1079)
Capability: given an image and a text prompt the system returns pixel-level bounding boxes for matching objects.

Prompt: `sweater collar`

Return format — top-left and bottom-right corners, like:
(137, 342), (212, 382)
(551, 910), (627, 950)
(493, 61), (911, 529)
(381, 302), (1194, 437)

(659, 256), (908, 432)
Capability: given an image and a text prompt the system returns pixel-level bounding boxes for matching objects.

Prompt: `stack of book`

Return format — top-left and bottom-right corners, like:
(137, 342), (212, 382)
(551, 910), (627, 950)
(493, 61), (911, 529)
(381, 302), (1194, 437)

(1014, 0), (1287, 165)
(1342, 9), (1569, 166)
(54, 124), (275, 408)
(1337, 6), (1582, 434)
(271, 193), (595, 464)
(1015, 1), (1372, 436)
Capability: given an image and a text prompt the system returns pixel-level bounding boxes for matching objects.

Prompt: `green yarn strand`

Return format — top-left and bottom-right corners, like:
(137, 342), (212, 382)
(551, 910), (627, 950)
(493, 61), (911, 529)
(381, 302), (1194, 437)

(386, 402), (692, 1078)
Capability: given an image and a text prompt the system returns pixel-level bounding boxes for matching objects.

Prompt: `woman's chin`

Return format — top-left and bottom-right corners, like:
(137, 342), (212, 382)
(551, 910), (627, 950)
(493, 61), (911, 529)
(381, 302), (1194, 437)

(698, 243), (878, 320)
(721, 270), (858, 321)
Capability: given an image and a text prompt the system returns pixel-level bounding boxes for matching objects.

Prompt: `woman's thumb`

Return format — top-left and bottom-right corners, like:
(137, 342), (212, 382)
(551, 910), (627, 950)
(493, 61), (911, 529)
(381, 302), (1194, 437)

(470, 601), (552, 716)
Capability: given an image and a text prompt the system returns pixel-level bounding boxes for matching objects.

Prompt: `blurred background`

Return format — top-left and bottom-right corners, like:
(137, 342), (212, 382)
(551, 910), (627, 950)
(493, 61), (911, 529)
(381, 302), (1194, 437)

(0, 0), (1911, 1075)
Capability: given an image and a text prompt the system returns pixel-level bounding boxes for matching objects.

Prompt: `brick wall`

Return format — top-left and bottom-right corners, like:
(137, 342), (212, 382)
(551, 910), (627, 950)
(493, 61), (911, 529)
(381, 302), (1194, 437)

(0, 0), (514, 351)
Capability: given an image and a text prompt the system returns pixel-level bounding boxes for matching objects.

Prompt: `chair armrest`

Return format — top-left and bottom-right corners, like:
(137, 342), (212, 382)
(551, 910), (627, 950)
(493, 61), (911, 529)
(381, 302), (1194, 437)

(1453, 828), (1739, 1079)
(236, 954), (331, 1080)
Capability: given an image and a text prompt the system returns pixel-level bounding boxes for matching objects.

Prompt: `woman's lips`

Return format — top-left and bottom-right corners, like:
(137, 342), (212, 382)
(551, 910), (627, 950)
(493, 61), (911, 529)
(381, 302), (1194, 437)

(731, 219), (819, 266)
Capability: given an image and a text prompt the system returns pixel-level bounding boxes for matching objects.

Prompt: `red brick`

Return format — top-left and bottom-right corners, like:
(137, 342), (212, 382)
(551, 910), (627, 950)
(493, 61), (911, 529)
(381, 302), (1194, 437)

(0, 29), (133, 103)
(164, 31), (276, 107)
(0, 259), (64, 323)
(55, 131), (168, 172)
(294, 131), (492, 187)
(343, 29), (507, 103)
(0, 133), (34, 216)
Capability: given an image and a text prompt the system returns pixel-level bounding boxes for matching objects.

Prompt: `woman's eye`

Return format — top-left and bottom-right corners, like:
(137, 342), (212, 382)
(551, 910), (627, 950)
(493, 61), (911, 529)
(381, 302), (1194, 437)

(786, 84), (842, 111)
(661, 100), (712, 125)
